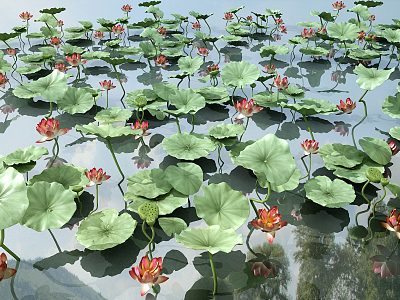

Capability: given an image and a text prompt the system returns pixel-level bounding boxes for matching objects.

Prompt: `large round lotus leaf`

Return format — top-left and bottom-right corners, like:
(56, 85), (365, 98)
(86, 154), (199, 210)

(193, 183), (249, 231)
(359, 137), (392, 165)
(259, 45), (290, 57)
(219, 35), (242, 42)
(389, 127), (400, 140)
(165, 163), (203, 195)
(382, 94), (400, 119)
(75, 123), (142, 139)
(304, 176), (356, 208)
(152, 82), (177, 101)
(57, 87), (94, 114)
(382, 29), (400, 43)
(282, 98), (338, 116)
(21, 182), (76, 232)
(127, 168), (172, 199)
(347, 49), (382, 61)
(169, 88), (206, 114)
(296, 21), (321, 28)
(175, 225), (242, 254)
(299, 47), (330, 56)
(229, 140), (256, 165)
(327, 22), (359, 41)
(348, 4), (372, 21)
(16, 65), (42, 75)
(158, 217), (187, 236)
(140, 27), (163, 43)
(194, 86), (229, 102)
(208, 123), (245, 139)
(236, 134), (296, 186)
(281, 85), (306, 100)
(4, 146), (48, 166)
(28, 164), (89, 190)
(126, 189), (188, 215)
(162, 133), (217, 160)
(257, 168), (301, 192)
(252, 92), (288, 108)
(0, 59), (11, 73)
(318, 144), (364, 168)
(331, 156), (384, 183)
(353, 64), (394, 91)
(0, 168), (29, 230)
(26, 69), (68, 102)
(12, 83), (41, 99)
(161, 49), (183, 57)
(221, 61), (260, 89)
(75, 209), (137, 250)
(94, 107), (133, 124)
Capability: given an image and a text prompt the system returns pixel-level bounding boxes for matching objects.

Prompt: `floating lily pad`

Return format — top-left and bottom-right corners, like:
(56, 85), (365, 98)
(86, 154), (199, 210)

(353, 64), (394, 91)
(127, 168), (172, 199)
(158, 217), (187, 236)
(282, 98), (338, 116)
(0, 168), (29, 230)
(168, 88), (206, 115)
(161, 49), (183, 57)
(296, 21), (321, 28)
(26, 69), (68, 103)
(57, 87), (94, 115)
(75, 123), (142, 139)
(4, 146), (48, 166)
(178, 56), (203, 75)
(382, 93), (400, 119)
(299, 47), (330, 56)
(118, 47), (144, 56)
(94, 107), (133, 124)
(327, 22), (359, 41)
(259, 45), (290, 58)
(359, 137), (392, 165)
(12, 83), (41, 99)
(75, 209), (137, 250)
(152, 82), (177, 101)
(64, 33), (84, 40)
(221, 61), (260, 89)
(318, 144), (364, 168)
(194, 86), (229, 102)
(15, 65), (42, 75)
(208, 123), (245, 139)
(252, 92), (288, 108)
(219, 35), (242, 42)
(389, 127), (400, 140)
(257, 168), (301, 192)
(348, 49), (382, 61)
(287, 37), (307, 45)
(382, 29), (400, 43)
(81, 51), (111, 60)
(165, 163), (203, 195)
(21, 182), (76, 232)
(281, 85), (306, 100)
(175, 225), (242, 254)
(304, 176), (356, 208)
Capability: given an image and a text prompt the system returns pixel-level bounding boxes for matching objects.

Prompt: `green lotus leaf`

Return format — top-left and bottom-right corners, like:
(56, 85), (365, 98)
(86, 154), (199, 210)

(0, 168), (29, 230)
(39, 7), (66, 15)
(259, 45), (290, 58)
(57, 87), (94, 114)
(25, 32), (45, 39)
(21, 182), (76, 232)
(229, 140), (256, 165)
(94, 107), (133, 124)
(347, 49), (382, 61)
(15, 65), (42, 75)
(354, 64), (394, 91)
(337, 43), (360, 51)
(161, 49), (183, 57)
(139, 41), (159, 56)
(327, 22), (359, 41)
(282, 98), (338, 116)
(319, 144), (364, 168)
(75, 123), (142, 139)
(118, 47), (144, 56)
(296, 22), (321, 28)
(64, 26), (86, 33)
(382, 29), (400, 43)
(145, 5), (164, 19)
(281, 85), (306, 99)
(168, 88), (205, 115)
(157, 40), (184, 49)
(387, 182), (400, 198)
(299, 47), (330, 56)
(287, 37), (307, 45)
(165, 163), (203, 195)
(189, 11), (213, 20)
(0, 32), (20, 42)
(4, 146), (48, 166)
(236, 134), (296, 186)
(354, 1), (383, 7)
(19, 54), (45, 65)
(36, 13), (58, 27)
(221, 61), (260, 89)
(219, 35), (242, 42)
(198, 75), (210, 83)
(126, 189), (188, 215)
(139, 1), (161, 7)
(257, 168), (301, 193)
(265, 9), (280, 16)
(389, 127), (400, 140)
(64, 33), (84, 40)
(140, 27), (163, 43)
(178, 56), (203, 75)
(359, 137), (392, 165)
(40, 26), (61, 38)
(75, 209), (137, 250)
(127, 168), (172, 199)
(225, 5), (245, 14)
(208, 123), (245, 139)
(27, 69), (68, 102)
(194, 86), (229, 102)
(101, 57), (137, 65)
(12, 83), (41, 99)
(0, 59), (11, 73)
(61, 44), (83, 55)
(97, 17), (117, 27)
(152, 82), (177, 101)
(158, 217), (187, 236)
(126, 89), (158, 103)
(78, 21), (93, 29)
(104, 39), (122, 49)
(193, 183), (249, 231)
(304, 176), (356, 208)
(175, 225), (242, 254)
(382, 93), (400, 119)
(348, 4), (371, 21)
(28, 164), (90, 190)
(162, 133), (217, 160)
(252, 92), (288, 108)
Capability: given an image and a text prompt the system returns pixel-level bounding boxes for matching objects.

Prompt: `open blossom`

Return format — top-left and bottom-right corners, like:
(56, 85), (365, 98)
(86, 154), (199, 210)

(301, 139), (319, 155)
(132, 120), (151, 140)
(332, 1), (346, 10)
(55, 62), (70, 73)
(234, 98), (263, 120)
(301, 28), (315, 38)
(270, 75), (289, 90)
(317, 27), (326, 34)
(6, 49), (16, 57)
(0, 73), (9, 89)
(263, 65), (276, 74)
(206, 64), (219, 74)
(369, 14), (376, 21)
(111, 25), (125, 37)
(246, 16), (253, 21)
(36, 118), (69, 143)
(192, 22), (201, 30)
(121, 4), (132, 13)
(0, 253), (17, 284)
(278, 25), (287, 34)
(99, 80), (116, 91)
(223, 13), (234, 22)
(388, 141), (400, 156)
(337, 98), (356, 114)
(1, 104), (15, 114)
(157, 27), (167, 37)
(154, 54), (168, 68)
(381, 209), (400, 238)
(85, 167), (111, 187)
(357, 30), (366, 43)
(49, 37), (62, 48)
(251, 207), (287, 243)
(370, 245), (400, 278)
(19, 11), (33, 21)
(94, 31), (104, 39)
(197, 47), (209, 57)
(275, 18), (284, 25)
(57, 20), (64, 27)
(129, 255), (169, 296)
(65, 54), (88, 67)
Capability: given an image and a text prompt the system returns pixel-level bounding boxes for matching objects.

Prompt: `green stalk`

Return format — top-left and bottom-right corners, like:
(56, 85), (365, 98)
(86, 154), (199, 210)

(355, 180), (371, 226)
(45, 102), (53, 119)
(351, 90), (368, 148)
(105, 139), (124, 184)
(175, 117), (181, 133)
(365, 186), (387, 243)
(204, 19), (212, 35)
(48, 229), (62, 253)
(89, 184), (99, 215)
(208, 251), (218, 295)
(10, 260), (20, 299)
(250, 199), (259, 218)
(111, 65), (126, 105)
(251, 181), (271, 203)
(106, 90), (109, 108)
(49, 138), (59, 168)
(142, 222), (154, 260)
(0, 229), (20, 261)
(299, 154), (312, 180)
(302, 114), (314, 140)
(239, 117), (250, 142)
(246, 227), (257, 256)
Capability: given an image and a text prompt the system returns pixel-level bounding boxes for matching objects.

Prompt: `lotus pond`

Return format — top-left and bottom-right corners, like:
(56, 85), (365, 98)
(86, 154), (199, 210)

(1, 0), (400, 299)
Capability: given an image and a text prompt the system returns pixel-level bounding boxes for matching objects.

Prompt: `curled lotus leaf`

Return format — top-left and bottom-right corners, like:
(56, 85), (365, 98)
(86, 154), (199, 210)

(282, 98), (338, 116)
(16, 65), (42, 75)
(318, 144), (364, 169)
(281, 85), (306, 100)
(382, 93), (400, 119)
(26, 69), (68, 103)
(221, 61), (260, 89)
(178, 56), (203, 75)
(127, 168), (173, 199)
(208, 123), (245, 139)
(299, 47), (330, 56)
(257, 168), (301, 193)
(353, 64), (394, 91)
(259, 45), (290, 57)
(359, 137), (392, 165)
(94, 107), (133, 124)
(4, 146), (48, 166)
(152, 82), (177, 101)
(168, 88), (206, 115)
(252, 92), (288, 108)
(389, 127), (400, 140)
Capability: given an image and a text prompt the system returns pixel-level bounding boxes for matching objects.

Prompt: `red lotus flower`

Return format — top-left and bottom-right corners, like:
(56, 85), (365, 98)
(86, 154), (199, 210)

(6, 49), (16, 57)
(132, 120), (151, 140)
(0, 253), (17, 284)
(270, 75), (289, 90)
(111, 25), (125, 37)
(369, 14), (375, 21)
(234, 98), (263, 120)
(249, 253), (281, 278)
(251, 207), (287, 243)
(246, 16), (253, 21)
(0, 73), (9, 89)
(129, 255), (169, 296)
(206, 64), (219, 74)
(154, 54), (168, 68)
(357, 30), (366, 43)
(300, 139), (319, 155)
(317, 27), (326, 34)
(85, 167), (111, 187)
(99, 80), (116, 91)
(19, 11), (33, 21)
(278, 25), (287, 34)
(49, 37), (62, 48)
(121, 4), (132, 13)
(388, 141), (400, 156)
(301, 28), (315, 39)
(1, 104), (15, 114)
(381, 209), (400, 239)
(157, 27), (167, 38)
(35, 118), (69, 143)
(223, 13), (234, 22)
(275, 18), (284, 25)
(55, 62), (70, 73)
(94, 31), (104, 39)
(370, 245), (400, 278)
(57, 20), (64, 27)
(197, 47), (209, 57)
(65, 54), (88, 67)
(332, 1), (346, 11)
(263, 65), (276, 74)
(192, 22), (201, 30)
(337, 98), (356, 115)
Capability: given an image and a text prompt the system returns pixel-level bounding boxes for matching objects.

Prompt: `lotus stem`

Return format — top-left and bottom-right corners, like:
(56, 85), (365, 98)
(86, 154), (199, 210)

(372, 185), (386, 218)
(208, 251), (217, 295)
(212, 42), (221, 65)
(230, 87), (237, 106)
(111, 65), (126, 106)
(10, 260), (20, 299)
(250, 199), (259, 218)
(251, 181), (271, 203)
(106, 90), (109, 109)
(246, 227), (257, 256)
(105, 139), (125, 184)
(49, 138), (59, 168)
(48, 229), (62, 253)
(45, 102), (53, 119)
(351, 91), (368, 149)
(175, 117), (181, 133)
(89, 184), (99, 215)
(355, 180), (371, 226)
(299, 154), (312, 180)
(302, 114), (314, 140)
(0, 229), (20, 262)
(142, 222), (154, 260)
(239, 117), (250, 142)
(76, 191), (83, 216)
(204, 19), (212, 35)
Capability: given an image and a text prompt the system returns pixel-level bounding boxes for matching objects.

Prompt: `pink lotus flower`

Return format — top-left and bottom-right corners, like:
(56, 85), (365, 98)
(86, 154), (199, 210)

(270, 75), (289, 90)
(6, 49), (16, 57)
(336, 98), (356, 115)
(55, 62), (70, 73)
(301, 139), (319, 155)
(263, 65), (276, 74)
(0, 73), (9, 89)
(246, 16), (253, 21)
(49, 37), (62, 48)
(121, 4), (132, 13)
(332, 1), (346, 10)
(331, 71), (340, 82)
(234, 98), (263, 120)
(357, 30), (366, 43)
(317, 27), (326, 34)
(381, 209), (400, 238)
(0, 253), (17, 284)
(275, 18), (284, 25)
(369, 14), (375, 21)
(111, 25), (125, 37)
(370, 245), (400, 278)
(197, 47), (209, 57)
(367, 34), (377, 42)
(206, 64), (219, 74)
(278, 25), (287, 34)
(301, 28), (315, 39)
(157, 27), (167, 37)
(19, 11), (33, 21)
(35, 118), (69, 143)
(192, 22), (201, 30)
(45, 156), (67, 168)
(132, 120), (151, 140)
(0, 104), (15, 114)
(334, 121), (349, 136)
(326, 49), (337, 59)
(94, 31), (104, 39)
(65, 54), (88, 67)
(223, 13), (234, 22)
(251, 207), (287, 243)
(129, 255), (169, 296)
(99, 80), (116, 91)
(388, 141), (400, 156)
(132, 150), (154, 169)
(249, 254), (281, 278)
(57, 20), (64, 27)
(154, 54), (168, 68)
(85, 167), (111, 187)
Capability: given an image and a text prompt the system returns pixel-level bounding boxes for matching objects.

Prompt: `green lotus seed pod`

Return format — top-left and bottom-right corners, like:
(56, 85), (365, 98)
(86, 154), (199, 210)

(71, 186), (84, 193)
(329, 40), (334, 45)
(138, 203), (152, 221)
(138, 203), (159, 222)
(91, 92), (99, 98)
(349, 225), (368, 239)
(146, 216), (156, 226)
(250, 83), (256, 88)
(365, 167), (383, 183)
(380, 178), (389, 187)
(41, 53), (53, 59)
(134, 96), (147, 108)
(210, 70), (219, 76)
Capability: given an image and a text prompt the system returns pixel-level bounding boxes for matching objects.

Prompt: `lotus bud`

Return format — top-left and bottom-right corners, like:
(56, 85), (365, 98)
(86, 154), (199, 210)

(71, 186), (84, 193)
(380, 178), (389, 187)
(250, 83), (256, 88)
(134, 96), (147, 108)
(365, 167), (383, 183)
(91, 92), (99, 98)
